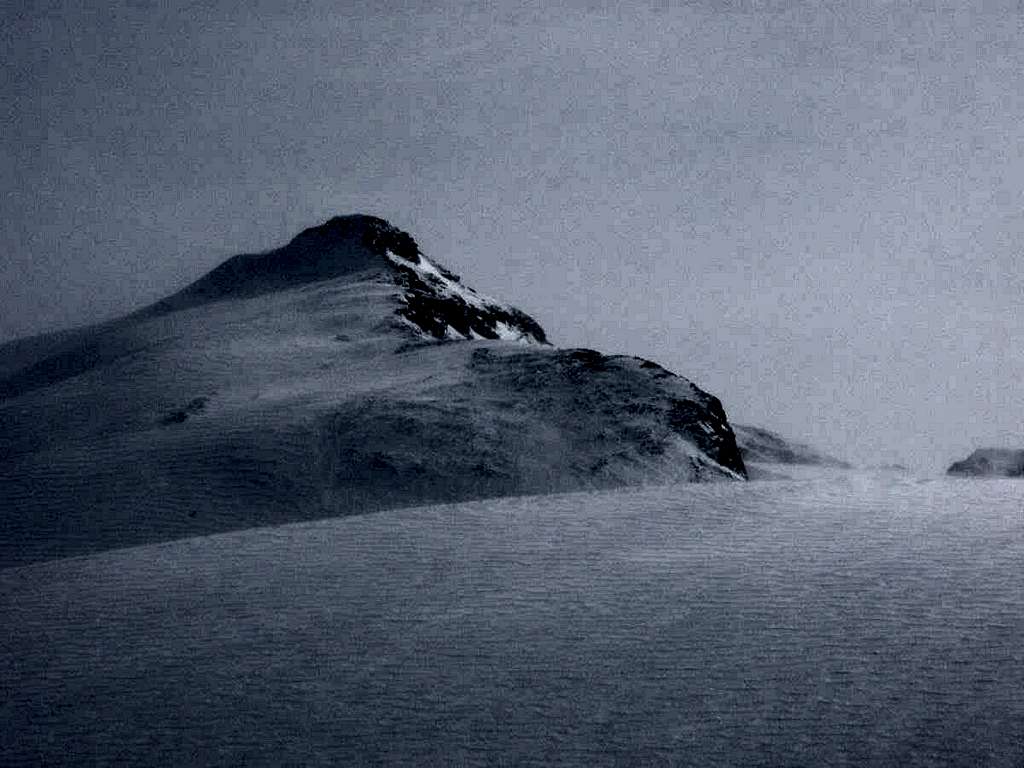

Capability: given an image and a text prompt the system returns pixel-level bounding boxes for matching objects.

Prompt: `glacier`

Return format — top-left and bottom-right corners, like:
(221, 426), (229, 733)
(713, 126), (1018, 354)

(3, 469), (1024, 766)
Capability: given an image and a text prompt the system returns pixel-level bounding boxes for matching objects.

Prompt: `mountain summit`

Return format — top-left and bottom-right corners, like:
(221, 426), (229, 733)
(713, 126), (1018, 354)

(0, 215), (745, 567)
(141, 214), (548, 344)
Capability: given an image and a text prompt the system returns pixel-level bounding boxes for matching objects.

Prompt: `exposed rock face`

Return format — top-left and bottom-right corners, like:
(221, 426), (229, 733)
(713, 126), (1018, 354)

(142, 214), (548, 344)
(384, 245), (548, 344)
(320, 349), (745, 511)
(732, 424), (850, 468)
(947, 449), (1024, 477)
(0, 214), (745, 567)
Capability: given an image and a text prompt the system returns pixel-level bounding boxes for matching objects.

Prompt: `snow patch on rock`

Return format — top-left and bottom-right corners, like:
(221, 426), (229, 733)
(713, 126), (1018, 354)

(384, 249), (548, 345)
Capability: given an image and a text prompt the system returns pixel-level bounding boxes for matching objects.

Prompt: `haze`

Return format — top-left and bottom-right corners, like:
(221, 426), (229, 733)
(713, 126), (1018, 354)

(4, 0), (1023, 472)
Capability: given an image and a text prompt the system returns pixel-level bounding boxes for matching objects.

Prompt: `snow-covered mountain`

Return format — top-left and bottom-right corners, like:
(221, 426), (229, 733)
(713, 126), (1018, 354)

(947, 448), (1024, 477)
(0, 215), (745, 567)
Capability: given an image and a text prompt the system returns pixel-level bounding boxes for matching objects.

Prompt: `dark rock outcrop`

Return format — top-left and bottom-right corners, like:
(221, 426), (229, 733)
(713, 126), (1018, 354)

(947, 449), (1024, 477)
(387, 248), (548, 344)
(318, 348), (745, 513)
(158, 397), (210, 426)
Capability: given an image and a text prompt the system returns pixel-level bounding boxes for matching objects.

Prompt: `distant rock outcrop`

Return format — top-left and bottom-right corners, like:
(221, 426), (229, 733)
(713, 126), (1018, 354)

(0, 214), (745, 567)
(947, 449), (1024, 477)
(732, 424), (850, 468)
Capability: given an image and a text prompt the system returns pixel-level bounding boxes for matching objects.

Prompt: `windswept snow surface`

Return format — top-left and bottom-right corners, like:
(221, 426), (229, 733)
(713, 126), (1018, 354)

(4, 470), (1024, 766)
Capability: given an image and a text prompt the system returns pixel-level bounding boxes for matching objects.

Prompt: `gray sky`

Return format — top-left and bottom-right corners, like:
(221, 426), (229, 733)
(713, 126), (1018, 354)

(4, 0), (1024, 471)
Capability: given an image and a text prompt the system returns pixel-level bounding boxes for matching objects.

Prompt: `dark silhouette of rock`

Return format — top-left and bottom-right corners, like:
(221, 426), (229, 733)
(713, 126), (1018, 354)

(158, 397), (210, 426)
(947, 449), (1024, 477)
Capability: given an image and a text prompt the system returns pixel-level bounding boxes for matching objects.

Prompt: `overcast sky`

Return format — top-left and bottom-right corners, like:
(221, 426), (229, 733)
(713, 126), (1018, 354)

(4, 0), (1024, 471)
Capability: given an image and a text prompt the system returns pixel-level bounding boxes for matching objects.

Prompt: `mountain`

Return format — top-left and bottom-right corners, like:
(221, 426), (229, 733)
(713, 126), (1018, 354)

(732, 424), (851, 470)
(947, 448), (1024, 477)
(0, 214), (745, 567)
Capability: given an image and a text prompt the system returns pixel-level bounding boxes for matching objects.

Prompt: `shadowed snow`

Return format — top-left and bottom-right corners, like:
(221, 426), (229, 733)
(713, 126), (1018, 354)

(3, 471), (1023, 766)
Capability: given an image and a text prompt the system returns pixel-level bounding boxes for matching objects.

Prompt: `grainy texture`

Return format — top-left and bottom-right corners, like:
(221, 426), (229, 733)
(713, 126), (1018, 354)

(3, 471), (1024, 766)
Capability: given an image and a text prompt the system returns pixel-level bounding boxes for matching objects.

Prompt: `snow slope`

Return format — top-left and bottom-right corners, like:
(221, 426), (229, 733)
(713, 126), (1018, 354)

(4, 470), (1023, 766)
(733, 423), (851, 467)
(732, 423), (852, 479)
(0, 215), (744, 567)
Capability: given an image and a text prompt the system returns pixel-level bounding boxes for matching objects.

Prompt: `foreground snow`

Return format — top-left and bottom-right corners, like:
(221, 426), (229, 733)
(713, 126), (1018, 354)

(3, 469), (1024, 766)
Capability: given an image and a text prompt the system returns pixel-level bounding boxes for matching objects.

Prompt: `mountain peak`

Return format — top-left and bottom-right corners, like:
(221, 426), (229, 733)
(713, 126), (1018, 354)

(135, 214), (548, 345)
(141, 214), (415, 316)
(288, 214), (421, 265)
